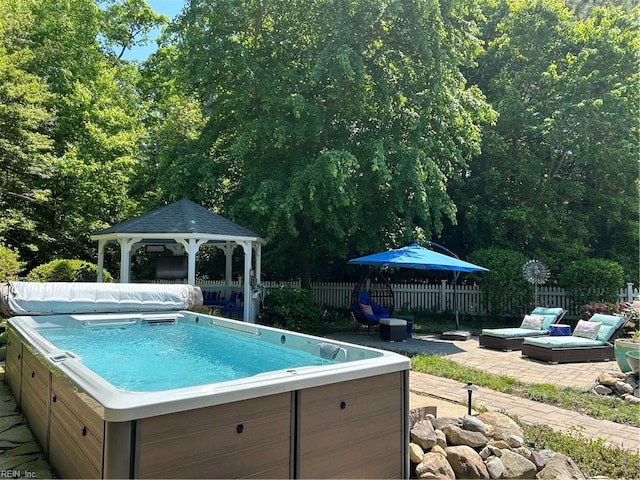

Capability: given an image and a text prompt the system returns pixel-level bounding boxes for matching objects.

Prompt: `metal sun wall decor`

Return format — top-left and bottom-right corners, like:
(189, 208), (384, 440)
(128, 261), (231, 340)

(523, 259), (551, 305)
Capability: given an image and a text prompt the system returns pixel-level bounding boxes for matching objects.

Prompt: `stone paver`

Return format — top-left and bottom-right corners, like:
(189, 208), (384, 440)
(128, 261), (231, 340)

(328, 331), (640, 454)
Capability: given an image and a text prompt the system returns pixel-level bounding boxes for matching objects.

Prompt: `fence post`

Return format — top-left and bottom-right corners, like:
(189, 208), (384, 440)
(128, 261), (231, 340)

(625, 283), (635, 302)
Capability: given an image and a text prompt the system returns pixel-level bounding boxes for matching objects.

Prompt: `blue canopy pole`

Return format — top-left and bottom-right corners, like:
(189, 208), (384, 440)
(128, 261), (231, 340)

(427, 241), (461, 330)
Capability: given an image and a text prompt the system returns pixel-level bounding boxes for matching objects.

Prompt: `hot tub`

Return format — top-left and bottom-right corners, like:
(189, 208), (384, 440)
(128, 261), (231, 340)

(2, 282), (410, 479)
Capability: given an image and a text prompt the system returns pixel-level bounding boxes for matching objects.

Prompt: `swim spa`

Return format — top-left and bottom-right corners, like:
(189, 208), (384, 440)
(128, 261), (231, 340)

(2, 282), (410, 479)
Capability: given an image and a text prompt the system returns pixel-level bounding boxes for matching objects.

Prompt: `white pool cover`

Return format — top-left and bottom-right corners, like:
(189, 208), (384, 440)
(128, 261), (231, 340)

(0, 281), (203, 316)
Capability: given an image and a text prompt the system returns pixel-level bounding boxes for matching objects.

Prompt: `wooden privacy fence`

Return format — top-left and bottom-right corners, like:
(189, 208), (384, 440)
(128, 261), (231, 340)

(190, 280), (638, 318)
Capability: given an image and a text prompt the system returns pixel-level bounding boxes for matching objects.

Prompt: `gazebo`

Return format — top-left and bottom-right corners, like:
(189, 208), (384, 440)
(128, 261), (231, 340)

(90, 199), (265, 322)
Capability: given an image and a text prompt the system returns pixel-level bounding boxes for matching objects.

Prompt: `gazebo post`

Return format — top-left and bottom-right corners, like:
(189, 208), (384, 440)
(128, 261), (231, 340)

(178, 238), (208, 285)
(96, 240), (106, 282)
(119, 238), (139, 283)
(239, 241), (253, 323)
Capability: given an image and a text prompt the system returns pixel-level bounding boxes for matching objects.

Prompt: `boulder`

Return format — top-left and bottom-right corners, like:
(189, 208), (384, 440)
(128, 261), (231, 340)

(488, 439), (511, 449)
(410, 442), (425, 463)
(625, 395), (640, 404)
(614, 381), (634, 394)
(536, 453), (586, 479)
(479, 445), (502, 459)
(442, 424), (488, 448)
(597, 372), (621, 386)
(412, 420), (438, 450)
(500, 449), (537, 479)
(506, 434), (525, 448)
(529, 450), (547, 471)
(463, 414), (493, 436)
(435, 429), (448, 449)
(477, 411), (523, 441)
(537, 449), (556, 464)
(485, 456), (505, 479)
(445, 445), (490, 479)
(415, 452), (456, 479)
(431, 445), (447, 457)
(593, 384), (612, 395)
(432, 416), (463, 430)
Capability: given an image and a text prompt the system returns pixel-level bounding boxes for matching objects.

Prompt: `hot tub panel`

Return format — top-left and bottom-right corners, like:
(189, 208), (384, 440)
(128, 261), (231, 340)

(49, 374), (105, 479)
(297, 372), (406, 478)
(5, 328), (22, 404)
(20, 347), (50, 452)
(136, 392), (293, 478)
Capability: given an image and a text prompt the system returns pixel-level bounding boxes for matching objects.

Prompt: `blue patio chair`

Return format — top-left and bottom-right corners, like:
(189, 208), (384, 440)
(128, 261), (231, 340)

(352, 292), (390, 335)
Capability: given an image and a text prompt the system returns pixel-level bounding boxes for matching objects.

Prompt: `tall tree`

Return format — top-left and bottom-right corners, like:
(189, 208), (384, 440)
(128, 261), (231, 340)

(445, 0), (639, 280)
(0, 0), (149, 268)
(0, 1), (55, 254)
(166, 0), (494, 287)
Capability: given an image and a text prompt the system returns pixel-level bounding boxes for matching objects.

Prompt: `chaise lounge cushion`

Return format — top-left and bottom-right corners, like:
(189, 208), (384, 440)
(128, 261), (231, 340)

(523, 336), (606, 349)
(589, 313), (626, 329)
(480, 327), (549, 339)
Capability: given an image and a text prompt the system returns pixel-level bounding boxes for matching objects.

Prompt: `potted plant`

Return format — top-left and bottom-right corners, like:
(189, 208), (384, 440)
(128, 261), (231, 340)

(613, 301), (640, 374)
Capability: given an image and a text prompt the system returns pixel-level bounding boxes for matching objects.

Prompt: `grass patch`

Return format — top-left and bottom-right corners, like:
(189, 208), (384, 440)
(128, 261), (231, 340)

(521, 423), (640, 480)
(411, 354), (640, 427)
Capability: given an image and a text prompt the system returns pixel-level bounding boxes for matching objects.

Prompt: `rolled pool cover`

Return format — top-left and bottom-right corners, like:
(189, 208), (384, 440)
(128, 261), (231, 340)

(0, 281), (203, 316)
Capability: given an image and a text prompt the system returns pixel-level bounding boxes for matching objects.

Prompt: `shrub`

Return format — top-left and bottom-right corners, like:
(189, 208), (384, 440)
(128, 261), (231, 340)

(26, 259), (113, 282)
(559, 259), (624, 312)
(0, 246), (25, 281)
(467, 248), (532, 321)
(257, 285), (324, 335)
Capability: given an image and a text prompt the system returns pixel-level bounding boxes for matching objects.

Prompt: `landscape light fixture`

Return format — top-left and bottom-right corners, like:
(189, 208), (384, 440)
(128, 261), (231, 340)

(462, 382), (478, 415)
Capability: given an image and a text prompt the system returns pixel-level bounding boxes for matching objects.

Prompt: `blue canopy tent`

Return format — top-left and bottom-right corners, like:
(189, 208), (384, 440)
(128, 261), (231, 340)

(349, 242), (488, 334)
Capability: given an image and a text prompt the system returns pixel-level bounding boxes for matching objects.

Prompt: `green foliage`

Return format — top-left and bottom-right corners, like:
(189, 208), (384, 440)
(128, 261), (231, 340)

(169, 0), (495, 287)
(26, 259), (112, 283)
(559, 258), (624, 309)
(445, 0), (639, 281)
(0, 0), (146, 269)
(467, 248), (532, 320)
(522, 423), (640, 479)
(257, 285), (324, 335)
(0, 246), (25, 281)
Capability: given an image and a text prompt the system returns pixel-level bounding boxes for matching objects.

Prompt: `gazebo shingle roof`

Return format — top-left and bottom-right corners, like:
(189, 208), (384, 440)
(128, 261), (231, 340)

(92, 199), (260, 238)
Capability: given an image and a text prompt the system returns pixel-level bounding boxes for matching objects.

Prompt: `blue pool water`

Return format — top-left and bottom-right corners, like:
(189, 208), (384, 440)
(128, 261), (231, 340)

(39, 323), (335, 392)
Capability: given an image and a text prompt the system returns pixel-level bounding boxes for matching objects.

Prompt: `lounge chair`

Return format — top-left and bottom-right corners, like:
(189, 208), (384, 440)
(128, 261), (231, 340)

(351, 292), (390, 335)
(479, 307), (567, 351)
(521, 313), (626, 364)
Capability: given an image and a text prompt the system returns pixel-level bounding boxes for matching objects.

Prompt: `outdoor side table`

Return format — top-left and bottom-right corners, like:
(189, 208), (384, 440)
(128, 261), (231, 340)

(379, 318), (407, 342)
(549, 324), (571, 336)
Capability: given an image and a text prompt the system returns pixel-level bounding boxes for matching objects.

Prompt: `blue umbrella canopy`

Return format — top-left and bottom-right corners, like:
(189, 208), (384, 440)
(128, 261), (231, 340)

(348, 242), (488, 273)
